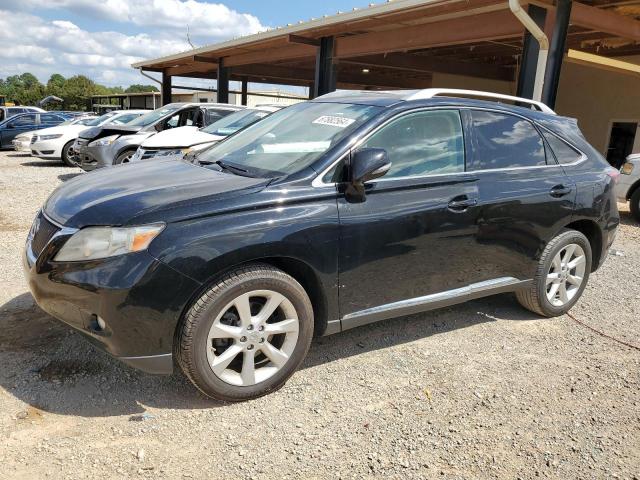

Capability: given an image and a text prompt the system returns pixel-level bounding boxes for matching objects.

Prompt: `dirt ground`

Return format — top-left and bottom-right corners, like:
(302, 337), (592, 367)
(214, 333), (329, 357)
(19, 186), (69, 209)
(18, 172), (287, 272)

(1, 150), (638, 479)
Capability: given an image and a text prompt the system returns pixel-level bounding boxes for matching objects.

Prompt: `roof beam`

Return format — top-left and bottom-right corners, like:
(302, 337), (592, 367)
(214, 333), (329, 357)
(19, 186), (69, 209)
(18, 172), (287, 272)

(225, 43), (316, 67)
(166, 62), (216, 77)
(339, 52), (514, 81)
(334, 9), (524, 58)
(233, 62), (431, 89)
(288, 34), (320, 47)
(571, 2), (640, 41)
(192, 55), (218, 64)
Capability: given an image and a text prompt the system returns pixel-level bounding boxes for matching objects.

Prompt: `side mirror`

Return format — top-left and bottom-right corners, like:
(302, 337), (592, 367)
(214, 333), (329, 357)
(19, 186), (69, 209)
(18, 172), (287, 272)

(351, 148), (391, 184)
(345, 148), (391, 203)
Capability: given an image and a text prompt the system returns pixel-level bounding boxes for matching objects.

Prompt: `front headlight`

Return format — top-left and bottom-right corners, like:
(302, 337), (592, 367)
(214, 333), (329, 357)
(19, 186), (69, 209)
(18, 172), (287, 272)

(38, 134), (63, 141)
(621, 162), (634, 175)
(55, 224), (165, 261)
(88, 135), (119, 147)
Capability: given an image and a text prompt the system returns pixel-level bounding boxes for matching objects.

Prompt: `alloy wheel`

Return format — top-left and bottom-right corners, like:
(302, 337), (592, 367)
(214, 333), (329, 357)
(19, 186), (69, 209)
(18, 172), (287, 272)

(206, 289), (300, 386)
(546, 243), (586, 307)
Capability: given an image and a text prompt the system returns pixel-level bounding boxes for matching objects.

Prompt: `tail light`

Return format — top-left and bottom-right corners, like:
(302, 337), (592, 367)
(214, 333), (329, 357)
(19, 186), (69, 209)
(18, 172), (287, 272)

(606, 167), (620, 184)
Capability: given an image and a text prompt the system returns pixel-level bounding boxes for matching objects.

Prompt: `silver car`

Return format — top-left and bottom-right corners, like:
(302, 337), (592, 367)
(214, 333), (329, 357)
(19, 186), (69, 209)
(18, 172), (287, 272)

(75, 103), (244, 171)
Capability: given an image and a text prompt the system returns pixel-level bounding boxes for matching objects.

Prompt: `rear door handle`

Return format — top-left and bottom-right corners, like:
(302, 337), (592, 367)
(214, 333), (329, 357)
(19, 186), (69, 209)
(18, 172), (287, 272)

(448, 196), (478, 212)
(550, 185), (572, 198)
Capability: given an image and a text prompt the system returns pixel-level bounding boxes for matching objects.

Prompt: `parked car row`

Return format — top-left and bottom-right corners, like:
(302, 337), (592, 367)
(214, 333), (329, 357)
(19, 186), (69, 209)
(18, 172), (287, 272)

(0, 111), (83, 149)
(23, 88), (620, 401)
(73, 102), (245, 170)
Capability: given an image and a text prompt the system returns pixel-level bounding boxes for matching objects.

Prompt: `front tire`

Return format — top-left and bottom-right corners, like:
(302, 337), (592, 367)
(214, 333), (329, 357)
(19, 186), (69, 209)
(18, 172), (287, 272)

(114, 149), (136, 165)
(516, 229), (592, 317)
(61, 140), (77, 167)
(176, 264), (314, 401)
(629, 188), (640, 223)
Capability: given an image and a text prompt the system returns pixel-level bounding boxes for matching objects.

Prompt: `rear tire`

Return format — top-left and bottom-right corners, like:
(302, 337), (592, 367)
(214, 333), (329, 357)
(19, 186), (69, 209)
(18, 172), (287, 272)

(516, 229), (592, 317)
(61, 140), (77, 167)
(630, 188), (640, 223)
(176, 263), (314, 402)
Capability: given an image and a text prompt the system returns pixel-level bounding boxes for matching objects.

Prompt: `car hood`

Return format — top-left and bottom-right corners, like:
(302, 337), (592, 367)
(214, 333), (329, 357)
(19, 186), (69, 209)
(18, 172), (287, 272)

(79, 124), (142, 141)
(44, 159), (269, 228)
(141, 126), (223, 149)
(34, 124), (86, 137)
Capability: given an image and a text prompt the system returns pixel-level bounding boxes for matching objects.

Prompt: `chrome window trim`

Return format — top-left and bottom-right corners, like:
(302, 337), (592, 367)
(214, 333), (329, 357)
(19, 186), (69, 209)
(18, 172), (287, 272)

(312, 105), (587, 188)
(536, 124), (588, 167)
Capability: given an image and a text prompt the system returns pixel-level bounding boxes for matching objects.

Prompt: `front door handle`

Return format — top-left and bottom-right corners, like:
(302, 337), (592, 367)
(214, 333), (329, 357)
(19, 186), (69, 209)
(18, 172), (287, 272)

(448, 196), (478, 212)
(550, 184), (572, 198)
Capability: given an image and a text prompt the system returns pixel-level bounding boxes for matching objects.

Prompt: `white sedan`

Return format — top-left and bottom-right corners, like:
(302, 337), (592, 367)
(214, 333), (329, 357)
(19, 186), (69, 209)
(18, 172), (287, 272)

(30, 110), (147, 166)
(131, 106), (281, 163)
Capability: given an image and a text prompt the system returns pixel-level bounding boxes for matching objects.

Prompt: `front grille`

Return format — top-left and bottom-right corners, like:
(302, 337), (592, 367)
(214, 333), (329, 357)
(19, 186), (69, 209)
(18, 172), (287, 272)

(30, 212), (60, 258)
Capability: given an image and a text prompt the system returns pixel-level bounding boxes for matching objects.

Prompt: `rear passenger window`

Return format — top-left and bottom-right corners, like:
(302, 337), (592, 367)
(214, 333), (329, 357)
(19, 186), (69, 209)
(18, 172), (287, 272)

(541, 130), (583, 164)
(361, 110), (465, 179)
(468, 111), (546, 170)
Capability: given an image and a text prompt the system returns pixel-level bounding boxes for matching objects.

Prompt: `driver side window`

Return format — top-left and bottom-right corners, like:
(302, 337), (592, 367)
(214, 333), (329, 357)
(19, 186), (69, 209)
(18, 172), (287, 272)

(360, 109), (465, 179)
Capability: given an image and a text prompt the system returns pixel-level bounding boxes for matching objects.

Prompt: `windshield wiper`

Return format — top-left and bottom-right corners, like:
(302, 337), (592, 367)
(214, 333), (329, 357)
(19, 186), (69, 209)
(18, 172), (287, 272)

(195, 158), (257, 178)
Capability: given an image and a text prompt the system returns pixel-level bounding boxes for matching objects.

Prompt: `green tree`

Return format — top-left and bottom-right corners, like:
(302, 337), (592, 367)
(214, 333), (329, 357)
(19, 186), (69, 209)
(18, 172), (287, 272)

(125, 84), (159, 93)
(60, 75), (97, 110)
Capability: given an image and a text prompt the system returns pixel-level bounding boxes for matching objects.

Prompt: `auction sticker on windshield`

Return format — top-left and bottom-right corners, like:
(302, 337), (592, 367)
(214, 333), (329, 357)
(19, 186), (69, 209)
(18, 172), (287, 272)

(312, 115), (356, 128)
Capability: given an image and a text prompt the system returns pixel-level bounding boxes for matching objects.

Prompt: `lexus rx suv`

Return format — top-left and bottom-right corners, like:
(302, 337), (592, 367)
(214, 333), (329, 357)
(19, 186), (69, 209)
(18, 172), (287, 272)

(24, 89), (619, 401)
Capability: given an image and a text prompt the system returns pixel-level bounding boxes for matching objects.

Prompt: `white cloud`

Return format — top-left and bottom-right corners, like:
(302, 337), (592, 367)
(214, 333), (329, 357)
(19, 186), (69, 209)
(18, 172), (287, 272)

(4, 0), (264, 39)
(0, 0), (267, 88)
(0, 9), (231, 87)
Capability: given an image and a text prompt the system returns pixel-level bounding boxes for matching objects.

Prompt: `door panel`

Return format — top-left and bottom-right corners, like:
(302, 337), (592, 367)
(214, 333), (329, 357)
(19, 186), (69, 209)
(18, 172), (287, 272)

(474, 168), (576, 280)
(337, 174), (481, 316)
(464, 109), (576, 280)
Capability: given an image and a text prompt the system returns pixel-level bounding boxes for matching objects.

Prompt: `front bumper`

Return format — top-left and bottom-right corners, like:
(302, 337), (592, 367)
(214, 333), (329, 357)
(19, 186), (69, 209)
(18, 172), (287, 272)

(31, 140), (61, 158)
(75, 141), (113, 172)
(616, 174), (635, 203)
(23, 213), (201, 374)
(12, 139), (31, 152)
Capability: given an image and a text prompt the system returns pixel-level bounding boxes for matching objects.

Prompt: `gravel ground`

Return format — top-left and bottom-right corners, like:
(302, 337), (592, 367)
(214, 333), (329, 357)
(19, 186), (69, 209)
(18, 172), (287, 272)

(1, 150), (639, 479)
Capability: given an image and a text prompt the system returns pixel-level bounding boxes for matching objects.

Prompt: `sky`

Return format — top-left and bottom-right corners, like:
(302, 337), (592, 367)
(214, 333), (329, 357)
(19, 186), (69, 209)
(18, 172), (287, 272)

(0, 0), (368, 91)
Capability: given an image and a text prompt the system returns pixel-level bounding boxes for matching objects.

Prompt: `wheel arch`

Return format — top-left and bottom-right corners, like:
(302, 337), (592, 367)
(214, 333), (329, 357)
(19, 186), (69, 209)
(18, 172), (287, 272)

(626, 178), (640, 201)
(562, 219), (602, 272)
(175, 255), (330, 341)
(114, 145), (138, 164)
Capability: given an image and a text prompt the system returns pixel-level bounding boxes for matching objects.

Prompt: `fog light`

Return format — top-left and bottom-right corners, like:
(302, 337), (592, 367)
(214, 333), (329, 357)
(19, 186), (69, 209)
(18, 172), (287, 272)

(97, 316), (106, 330)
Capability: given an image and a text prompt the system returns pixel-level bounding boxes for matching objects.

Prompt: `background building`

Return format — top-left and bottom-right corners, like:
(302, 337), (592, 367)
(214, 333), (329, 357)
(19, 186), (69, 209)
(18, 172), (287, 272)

(132, 0), (640, 167)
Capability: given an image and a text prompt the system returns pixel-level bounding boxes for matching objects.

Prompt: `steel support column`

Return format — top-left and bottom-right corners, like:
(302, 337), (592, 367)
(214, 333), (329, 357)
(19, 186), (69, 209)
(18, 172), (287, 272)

(516, 5), (547, 99)
(161, 70), (172, 106)
(313, 37), (337, 98)
(217, 58), (230, 103)
(240, 77), (248, 106)
(542, 0), (572, 108)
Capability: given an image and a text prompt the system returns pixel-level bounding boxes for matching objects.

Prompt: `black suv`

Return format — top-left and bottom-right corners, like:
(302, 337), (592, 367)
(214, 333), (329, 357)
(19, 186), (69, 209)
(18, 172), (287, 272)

(24, 89), (619, 401)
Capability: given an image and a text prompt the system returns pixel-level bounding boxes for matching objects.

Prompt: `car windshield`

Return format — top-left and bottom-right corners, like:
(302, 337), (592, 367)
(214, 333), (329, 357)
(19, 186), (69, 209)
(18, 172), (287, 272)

(196, 102), (381, 178)
(202, 109), (273, 137)
(82, 112), (117, 127)
(126, 105), (182, 127)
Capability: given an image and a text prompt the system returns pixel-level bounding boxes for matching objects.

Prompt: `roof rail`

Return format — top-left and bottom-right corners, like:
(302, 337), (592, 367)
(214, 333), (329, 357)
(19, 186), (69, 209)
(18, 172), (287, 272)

(406, 88), (556, 115)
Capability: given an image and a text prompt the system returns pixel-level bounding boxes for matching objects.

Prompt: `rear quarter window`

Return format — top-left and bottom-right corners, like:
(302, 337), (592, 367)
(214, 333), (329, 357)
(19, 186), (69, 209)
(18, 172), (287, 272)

(467, 110), (546, 171)
(541, 129), (583, 164)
